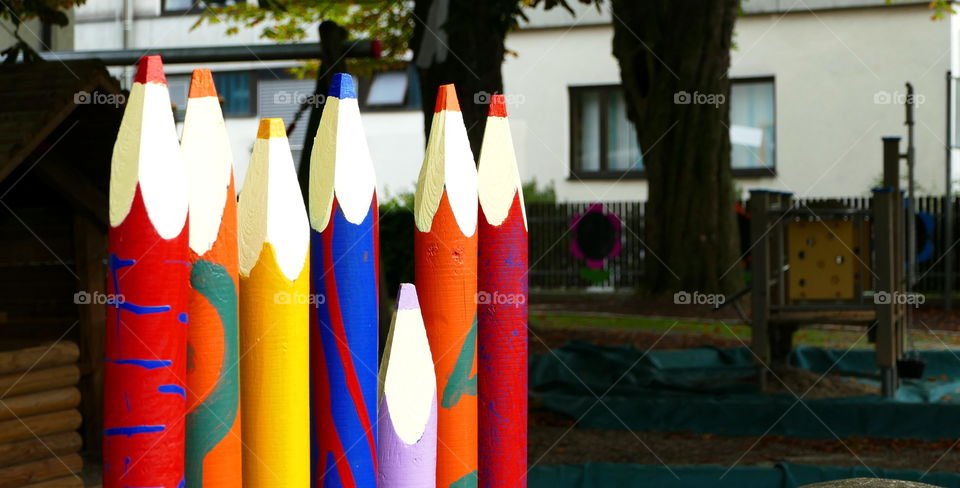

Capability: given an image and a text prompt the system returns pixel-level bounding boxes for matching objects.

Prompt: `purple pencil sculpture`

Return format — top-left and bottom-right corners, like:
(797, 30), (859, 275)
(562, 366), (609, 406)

(378, 284), (437, 488)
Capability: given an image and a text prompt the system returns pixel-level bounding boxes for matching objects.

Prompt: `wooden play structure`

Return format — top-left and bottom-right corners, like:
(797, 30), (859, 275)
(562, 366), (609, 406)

(0, 342), (84, 487)
(0, 59), (124, 485)
(749, 137), (912, 398)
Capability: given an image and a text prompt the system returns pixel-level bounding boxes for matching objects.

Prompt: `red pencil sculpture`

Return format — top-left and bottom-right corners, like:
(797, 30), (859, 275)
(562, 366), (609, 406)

(477, 95), (528, 488)
(104, 55), (189, 488)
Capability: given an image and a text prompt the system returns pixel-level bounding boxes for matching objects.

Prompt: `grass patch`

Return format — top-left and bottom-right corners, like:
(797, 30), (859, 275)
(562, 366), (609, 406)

(530, 312), (960, 350)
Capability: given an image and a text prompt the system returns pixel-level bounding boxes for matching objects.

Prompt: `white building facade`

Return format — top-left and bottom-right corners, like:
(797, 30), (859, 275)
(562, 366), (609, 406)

(28, 0), (960, 201)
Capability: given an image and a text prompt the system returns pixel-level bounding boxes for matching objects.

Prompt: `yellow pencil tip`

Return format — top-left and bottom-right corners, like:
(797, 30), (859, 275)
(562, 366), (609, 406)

(257, 118), (287, 139)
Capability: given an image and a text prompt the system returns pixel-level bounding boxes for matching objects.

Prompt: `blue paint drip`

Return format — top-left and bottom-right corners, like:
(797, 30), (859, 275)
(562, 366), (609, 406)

(107, 253), (174, 354)
(327, 73), (356, 100)
(110, 359), (171, 370)
(158, 384), (186, 399)
(123, 392), (132, 412)
(104, 425), (165, 437)
(178, 313), (188, 324)
(178, 478), (186, 488)
(124, 457), (130, 476)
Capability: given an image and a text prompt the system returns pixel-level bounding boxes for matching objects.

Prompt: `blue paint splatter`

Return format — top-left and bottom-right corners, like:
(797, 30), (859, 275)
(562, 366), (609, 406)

(178, 313), (188, 324)
(123, 392), (132, 412)
(107, 253), (175, 352)
(110, 359), (171, 370)
(104, 425), (165, 437)
(158, 384), (186, 399)
(178, 478), (186, 488)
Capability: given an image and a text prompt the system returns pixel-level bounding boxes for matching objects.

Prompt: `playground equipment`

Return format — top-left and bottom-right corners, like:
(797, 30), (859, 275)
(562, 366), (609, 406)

(182, 68), (242, 488)
(477, 95), (529, 488)
(104, 55), (189, 488)
(308, 73), (379, 487)
(414, 84), (480, 488)
(749, 136), (912, 398)
(103, 55), (528, 488)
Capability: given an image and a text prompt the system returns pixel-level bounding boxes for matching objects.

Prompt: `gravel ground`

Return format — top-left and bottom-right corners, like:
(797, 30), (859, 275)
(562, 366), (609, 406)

(527, 311), (959, 473)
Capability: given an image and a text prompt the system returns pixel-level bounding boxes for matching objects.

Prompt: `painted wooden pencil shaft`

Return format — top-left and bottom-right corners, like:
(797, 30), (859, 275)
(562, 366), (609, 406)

(183, 69), (242, 488)
(104, 55), (189, 488)
(378, 284), (437, 488)
(309, 73), (379, 488)
(414, 84), (479, 488)
(238, 119), (311, 487)
(477, 95), (529, 488)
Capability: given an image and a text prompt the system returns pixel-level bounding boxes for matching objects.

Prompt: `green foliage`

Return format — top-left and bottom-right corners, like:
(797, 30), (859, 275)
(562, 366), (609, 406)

(2, 0), (84, 62)
(885, 0), (954, 20)
(194, 0), (413, 78)
(379, 190), (415, 212)
(193, 0), (601, 78)
(1, 0), (80, 27)
(379, 193), (415, 297)
(523, 178), (557, 203)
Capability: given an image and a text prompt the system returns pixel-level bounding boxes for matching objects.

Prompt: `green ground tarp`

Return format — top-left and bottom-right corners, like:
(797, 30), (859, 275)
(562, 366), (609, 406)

(531, 342), (960, 439)
(528, 463), (960, 488)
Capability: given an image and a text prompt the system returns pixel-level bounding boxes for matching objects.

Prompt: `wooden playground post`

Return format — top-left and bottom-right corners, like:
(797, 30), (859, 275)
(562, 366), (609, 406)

(477, 95), (528, 488)
(182, 68), (242, 487)
(378, 283), (437, 487)
(876, 136), (905, 398)
(308, 72), (379, 487)
(104, 55), (189, 488)
(414, 84), (479, 488)
(238, 119), (311, 486)
(748, 190), (773, 380)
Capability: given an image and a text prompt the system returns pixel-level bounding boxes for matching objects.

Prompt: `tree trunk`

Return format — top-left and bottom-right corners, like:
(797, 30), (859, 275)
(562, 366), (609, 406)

(296, 20), (348, 199)
(611, 0), (740, 294)
(412, 0), (518, 160)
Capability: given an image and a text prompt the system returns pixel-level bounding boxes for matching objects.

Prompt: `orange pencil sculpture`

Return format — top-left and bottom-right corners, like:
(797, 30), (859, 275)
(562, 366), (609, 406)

(182, 69), (242, 487)
(414, 84), (479, 488)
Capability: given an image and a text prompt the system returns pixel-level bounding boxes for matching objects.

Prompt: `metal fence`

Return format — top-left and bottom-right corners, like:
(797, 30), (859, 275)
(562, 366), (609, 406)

(527, 196), (960, 294)
(527, 201), (644, 290)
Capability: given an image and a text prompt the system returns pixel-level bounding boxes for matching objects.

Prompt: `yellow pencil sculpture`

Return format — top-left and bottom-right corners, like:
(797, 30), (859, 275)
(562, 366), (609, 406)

(238, 118), (311, 487)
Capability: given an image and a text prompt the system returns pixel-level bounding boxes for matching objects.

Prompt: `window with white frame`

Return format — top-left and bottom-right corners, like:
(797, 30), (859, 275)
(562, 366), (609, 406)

(569, 78), (776, 178)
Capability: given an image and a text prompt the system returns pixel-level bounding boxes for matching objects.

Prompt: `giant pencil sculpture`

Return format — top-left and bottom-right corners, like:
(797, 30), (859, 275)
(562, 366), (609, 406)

(182, 69), (242, 488)
(378, 283), (437, 488)
(308, 73), (379, 487)
(414, 84), (479, 488)
(238, 119), (311, 486)
(105, 55), (189, 488)
(310, 73), (380, 488)
(477, 95), (529, 488)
